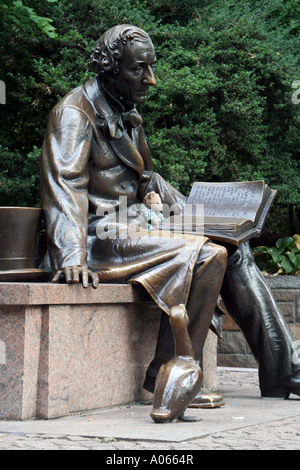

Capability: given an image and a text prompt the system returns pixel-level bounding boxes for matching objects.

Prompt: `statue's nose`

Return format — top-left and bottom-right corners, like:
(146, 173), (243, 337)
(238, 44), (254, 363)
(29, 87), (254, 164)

(143, 67), (156, 86)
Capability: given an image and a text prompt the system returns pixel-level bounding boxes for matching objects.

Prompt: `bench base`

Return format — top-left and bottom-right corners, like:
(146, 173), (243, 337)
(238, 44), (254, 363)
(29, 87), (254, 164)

(0, 283), (217, 420)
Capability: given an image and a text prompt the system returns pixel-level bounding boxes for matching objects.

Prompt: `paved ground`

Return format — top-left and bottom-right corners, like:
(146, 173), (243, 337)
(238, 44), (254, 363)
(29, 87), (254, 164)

(1, 367), (300, 451)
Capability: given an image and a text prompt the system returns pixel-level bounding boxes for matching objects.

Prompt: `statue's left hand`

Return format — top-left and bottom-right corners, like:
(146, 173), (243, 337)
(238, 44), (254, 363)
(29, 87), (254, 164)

(51, 265), (99, 289)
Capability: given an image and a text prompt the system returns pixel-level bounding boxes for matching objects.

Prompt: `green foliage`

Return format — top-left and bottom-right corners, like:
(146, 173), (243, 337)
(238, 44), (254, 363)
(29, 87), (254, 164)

(0, 145), (41, 207)
(1, 0), (58, 38)
(144, 0), (207, 24)
(253, 235), (300, 275)
(142, 4), (300, 200)
(0, 0), (299, 243)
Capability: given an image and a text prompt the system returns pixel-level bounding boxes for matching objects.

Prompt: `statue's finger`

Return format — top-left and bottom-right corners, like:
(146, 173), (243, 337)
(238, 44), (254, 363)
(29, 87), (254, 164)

(81, 266), (89, 288)
(64, 266), (73, 284)
(72, 266), (80, 284)
(91, 272), (99, 289)
(51, 270), (62, 283)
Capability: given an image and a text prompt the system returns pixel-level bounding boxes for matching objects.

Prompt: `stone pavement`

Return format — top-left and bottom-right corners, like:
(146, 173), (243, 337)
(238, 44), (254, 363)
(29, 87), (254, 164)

(1, 367), (300, 451)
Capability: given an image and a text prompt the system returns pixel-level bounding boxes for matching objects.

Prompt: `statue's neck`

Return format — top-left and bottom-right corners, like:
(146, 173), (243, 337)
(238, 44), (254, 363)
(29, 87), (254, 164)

(170, 317), (195, 359)
(98, 77), (134, 112)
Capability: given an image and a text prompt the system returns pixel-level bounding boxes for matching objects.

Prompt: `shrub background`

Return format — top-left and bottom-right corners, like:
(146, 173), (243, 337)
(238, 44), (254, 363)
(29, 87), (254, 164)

(0, 0), (299, 244)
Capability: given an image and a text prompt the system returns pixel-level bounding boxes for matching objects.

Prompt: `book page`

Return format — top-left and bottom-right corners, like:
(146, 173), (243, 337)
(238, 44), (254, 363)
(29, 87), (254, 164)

(187, 181), (265, 222)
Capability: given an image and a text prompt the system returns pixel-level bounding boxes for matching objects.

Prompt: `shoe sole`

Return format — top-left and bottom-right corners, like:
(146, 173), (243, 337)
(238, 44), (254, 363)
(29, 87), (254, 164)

(261, 389), (290, 399)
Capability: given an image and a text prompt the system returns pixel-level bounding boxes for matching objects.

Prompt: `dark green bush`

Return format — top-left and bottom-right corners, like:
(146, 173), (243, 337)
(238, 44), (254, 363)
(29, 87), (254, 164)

(0, 0), (299, 241)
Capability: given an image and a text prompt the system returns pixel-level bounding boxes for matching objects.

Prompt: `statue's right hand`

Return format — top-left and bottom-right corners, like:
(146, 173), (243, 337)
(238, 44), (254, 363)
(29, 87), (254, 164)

(51, 265), (99, 289)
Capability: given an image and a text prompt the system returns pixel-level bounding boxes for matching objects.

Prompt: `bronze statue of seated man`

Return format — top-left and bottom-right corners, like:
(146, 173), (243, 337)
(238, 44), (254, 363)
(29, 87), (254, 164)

(41, 25), (300, 415)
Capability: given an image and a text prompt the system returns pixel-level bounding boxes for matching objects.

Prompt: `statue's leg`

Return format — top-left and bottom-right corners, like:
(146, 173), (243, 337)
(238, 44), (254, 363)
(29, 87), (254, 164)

(144, 241), (227, 393)
(220, 241), (300, 397)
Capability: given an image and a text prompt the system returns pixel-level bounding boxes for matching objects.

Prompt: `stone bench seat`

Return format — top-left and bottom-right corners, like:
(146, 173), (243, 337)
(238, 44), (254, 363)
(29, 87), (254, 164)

(0, 282), (217, 420)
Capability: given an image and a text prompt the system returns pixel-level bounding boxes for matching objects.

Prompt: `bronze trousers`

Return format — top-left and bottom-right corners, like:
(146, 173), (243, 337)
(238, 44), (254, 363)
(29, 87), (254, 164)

(144, 241), (228, 393)
(220, 241), (300, 390)
(144, 241), (300, 393)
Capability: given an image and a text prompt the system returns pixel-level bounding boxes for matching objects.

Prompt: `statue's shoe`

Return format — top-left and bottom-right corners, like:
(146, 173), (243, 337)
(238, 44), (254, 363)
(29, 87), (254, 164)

(261, 372), (300, 399)
(188, 388), (225, 408)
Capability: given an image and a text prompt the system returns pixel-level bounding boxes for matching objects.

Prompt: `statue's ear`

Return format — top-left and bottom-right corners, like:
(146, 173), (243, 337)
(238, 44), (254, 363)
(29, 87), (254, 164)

(89, 46), (115, 77)
(98, 55), (115, 76)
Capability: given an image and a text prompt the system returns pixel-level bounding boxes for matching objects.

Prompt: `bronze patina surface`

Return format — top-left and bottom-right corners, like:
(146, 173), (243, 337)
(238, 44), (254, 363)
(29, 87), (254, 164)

(151, 305), (203, 423)
(41, 24), (300, 410)
(0, 207), (49, 281)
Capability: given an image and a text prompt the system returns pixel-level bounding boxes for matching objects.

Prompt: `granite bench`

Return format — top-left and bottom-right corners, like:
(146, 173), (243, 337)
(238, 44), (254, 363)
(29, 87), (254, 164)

(0, 282), (218, 420)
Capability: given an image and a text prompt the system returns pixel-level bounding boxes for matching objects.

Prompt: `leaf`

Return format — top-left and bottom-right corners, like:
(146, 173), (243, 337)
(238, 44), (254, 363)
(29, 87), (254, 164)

(287, 251), (297, 266)
(279, 256), (294, 273)
(253, 245), (268, 254)
(267, 247), (281, 263)
(276, 237), (295, 251)
(293, 234), (300, 251)
(294, 254), (300, 270)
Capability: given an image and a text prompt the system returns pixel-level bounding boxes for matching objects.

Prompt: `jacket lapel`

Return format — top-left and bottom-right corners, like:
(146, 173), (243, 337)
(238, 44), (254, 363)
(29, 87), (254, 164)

(84, 78), (144, 178)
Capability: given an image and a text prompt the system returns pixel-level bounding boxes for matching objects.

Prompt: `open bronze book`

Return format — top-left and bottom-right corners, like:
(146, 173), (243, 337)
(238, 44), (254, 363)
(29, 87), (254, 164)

(162, 180), (277, 245)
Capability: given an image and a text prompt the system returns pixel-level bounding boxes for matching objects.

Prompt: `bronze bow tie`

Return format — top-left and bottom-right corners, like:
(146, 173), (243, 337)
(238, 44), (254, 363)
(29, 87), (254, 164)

(103, 110), (143, 139)
(122, 109), (143, 128)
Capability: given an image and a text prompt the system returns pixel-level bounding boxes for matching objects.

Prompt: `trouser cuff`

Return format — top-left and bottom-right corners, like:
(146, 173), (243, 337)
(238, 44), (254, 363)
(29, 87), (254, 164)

(143, 375), (156, 393)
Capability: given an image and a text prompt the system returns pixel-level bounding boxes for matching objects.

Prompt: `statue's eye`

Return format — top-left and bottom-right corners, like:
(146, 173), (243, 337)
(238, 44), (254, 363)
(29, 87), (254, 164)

(132, 66), (143, 75)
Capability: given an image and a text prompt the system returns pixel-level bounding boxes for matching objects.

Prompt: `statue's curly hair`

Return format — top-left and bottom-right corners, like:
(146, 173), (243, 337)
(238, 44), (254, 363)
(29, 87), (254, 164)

(88, 24), (151, 79)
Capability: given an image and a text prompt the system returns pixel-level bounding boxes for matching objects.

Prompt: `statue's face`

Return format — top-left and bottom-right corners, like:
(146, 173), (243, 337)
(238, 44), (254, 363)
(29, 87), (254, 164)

(113, 38), (156, 104)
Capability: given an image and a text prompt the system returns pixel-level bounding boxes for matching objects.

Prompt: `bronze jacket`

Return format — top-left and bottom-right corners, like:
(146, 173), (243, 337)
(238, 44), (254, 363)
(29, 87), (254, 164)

(41, 76), (188, 274)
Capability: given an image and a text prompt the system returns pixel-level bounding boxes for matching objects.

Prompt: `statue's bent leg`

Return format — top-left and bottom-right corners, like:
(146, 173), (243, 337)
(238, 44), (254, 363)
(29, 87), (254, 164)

(150, 305), (204, 423)
(220, 242), (300, 397)
(144, 241), (227, 393)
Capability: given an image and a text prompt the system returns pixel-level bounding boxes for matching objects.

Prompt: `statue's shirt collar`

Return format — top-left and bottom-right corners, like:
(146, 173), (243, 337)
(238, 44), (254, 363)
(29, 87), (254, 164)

(84, 77), (143, 139)
(83, 76), (145, 176)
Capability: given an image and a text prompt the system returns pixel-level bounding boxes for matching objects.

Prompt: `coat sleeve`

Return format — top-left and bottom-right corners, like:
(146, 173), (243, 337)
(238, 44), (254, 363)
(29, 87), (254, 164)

(136, 125), (187, 212)
(139, 172), (187, 215)
(41, 105), (92, 271)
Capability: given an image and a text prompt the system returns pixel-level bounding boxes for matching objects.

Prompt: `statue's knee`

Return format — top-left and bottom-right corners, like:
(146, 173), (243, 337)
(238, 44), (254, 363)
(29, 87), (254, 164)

(212, 244), (228, 269)
(197, 241), (227, 274)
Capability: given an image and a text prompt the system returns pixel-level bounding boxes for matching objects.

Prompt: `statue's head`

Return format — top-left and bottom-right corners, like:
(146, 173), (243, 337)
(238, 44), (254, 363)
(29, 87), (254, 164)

(89, 24), (156, 104)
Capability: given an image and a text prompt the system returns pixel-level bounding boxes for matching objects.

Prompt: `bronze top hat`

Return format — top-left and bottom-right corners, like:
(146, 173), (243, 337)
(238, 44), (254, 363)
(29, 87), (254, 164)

(0, 207), (49, 281)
